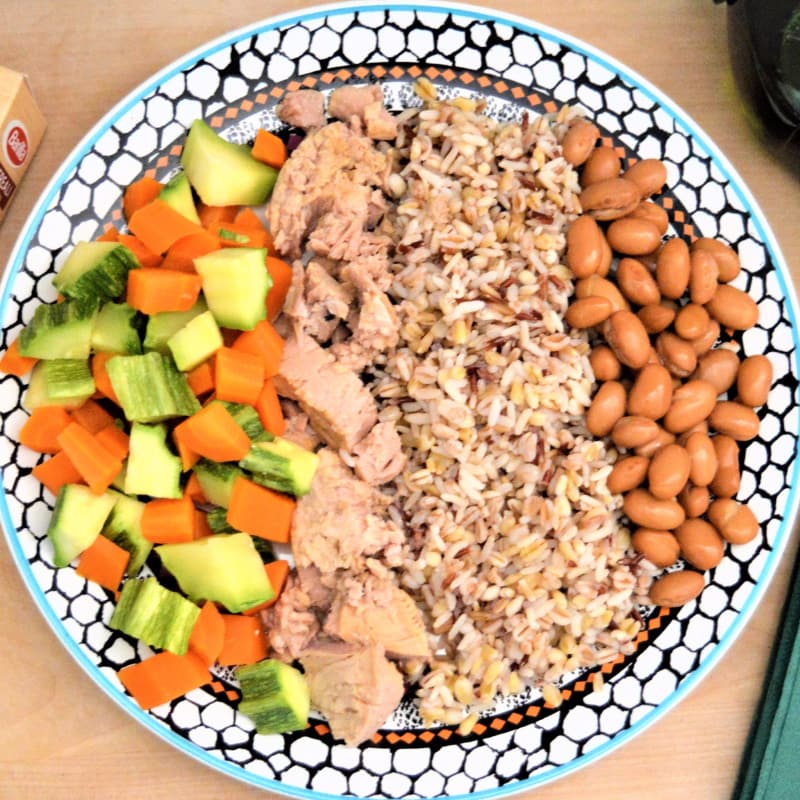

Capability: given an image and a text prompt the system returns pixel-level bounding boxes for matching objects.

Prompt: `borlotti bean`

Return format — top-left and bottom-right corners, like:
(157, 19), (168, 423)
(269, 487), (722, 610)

(562, 143), (770, 607)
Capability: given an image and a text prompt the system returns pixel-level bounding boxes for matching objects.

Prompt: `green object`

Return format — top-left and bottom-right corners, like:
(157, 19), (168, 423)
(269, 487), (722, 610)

(193, 459), (242, 508)
(18, 298), (99, 359)
(180, 119), (278, 206)
(47, 484), (117, 567)
(734, 548), (800, 800)
(235, 659), (310, 735)
(53, 241), (138, 303)
(24, 359), (95, 409)
(155, 533), (274, 613)
(90, 302), (143, 354)
(194, 247), (271, 331)
(102, 492), (151, 576)
(106, 351), (200, 422)
(158, 171), (201, 224)
(124, 422), (182, 499)
(205, 507), (237, 534)
(143, 297), (207, 353)
(240, 437), (319, 497)
(167, 310), (223, 371)
(109, 577), (200, 655)
(219, 401), (269, 441)
(251, 536), (275, 564)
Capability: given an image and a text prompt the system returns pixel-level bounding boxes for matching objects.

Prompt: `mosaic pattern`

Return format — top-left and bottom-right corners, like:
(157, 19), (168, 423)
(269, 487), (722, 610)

(1, 5), (798, 799)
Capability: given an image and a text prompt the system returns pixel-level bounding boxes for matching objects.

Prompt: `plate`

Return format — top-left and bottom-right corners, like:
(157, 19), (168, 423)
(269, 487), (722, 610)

(1, 3), (799, 798)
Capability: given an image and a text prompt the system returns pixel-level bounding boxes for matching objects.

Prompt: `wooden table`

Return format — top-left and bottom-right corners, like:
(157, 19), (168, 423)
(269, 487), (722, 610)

(1, 1), (798, 798)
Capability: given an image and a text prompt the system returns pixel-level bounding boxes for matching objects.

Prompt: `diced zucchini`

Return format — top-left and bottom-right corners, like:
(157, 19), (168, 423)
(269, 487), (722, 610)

(181, 119), (278, 206)
(194, 248), (271, 331)
(106, 351), (200, 422)
(124, 422), (182, 499)
(155, 533), (274, 613)
(24, 359), (95, 410)
(205, 507), (237, 534)
(109, 577), (200, 655)
(158, 171), (201, 224)
(167, 310), (222, 371)
(219, 401), (269, 441)
(143, 297), (208, 353)
(193, 459), (242, 508)
(53, 241), (139, 303)
(90, 302), (143, 354)
(235, 659), (310, 735)
(18, 298), (99, 359)
(240, 437), (319, 497)
(102, 491), (152, 575)
(47, 484), (117, 567)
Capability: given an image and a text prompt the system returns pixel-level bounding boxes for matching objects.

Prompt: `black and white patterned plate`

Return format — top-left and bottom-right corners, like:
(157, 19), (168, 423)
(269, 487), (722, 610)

(1, 3), (798, 798)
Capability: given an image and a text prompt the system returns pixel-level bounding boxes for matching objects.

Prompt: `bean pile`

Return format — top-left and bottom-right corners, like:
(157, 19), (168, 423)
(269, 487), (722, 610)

(561, 121), (772, 608)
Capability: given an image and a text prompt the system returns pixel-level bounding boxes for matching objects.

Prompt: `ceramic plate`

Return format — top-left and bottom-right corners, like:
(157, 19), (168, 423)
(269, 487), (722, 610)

(1, 3), (799, 798)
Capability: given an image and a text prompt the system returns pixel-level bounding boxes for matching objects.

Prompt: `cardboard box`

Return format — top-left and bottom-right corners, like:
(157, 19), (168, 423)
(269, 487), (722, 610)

(0, 66), (46, 224)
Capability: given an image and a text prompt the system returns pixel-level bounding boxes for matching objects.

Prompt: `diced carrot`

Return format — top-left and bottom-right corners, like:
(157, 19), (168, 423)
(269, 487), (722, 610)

(232, 319), (284, 378)
(217, 614), (268, 666)
(189, 601), (225, 667)
(186, 360), (215, 397)
(184, 472), (207, 504)
(94, 424), (130, 461)
(172, 423), (201, 471)
(172, 402), (251, 463)
(234, 206), (266, 232)
(70, 398), (115, 434)
(198, 203), (238, 228)
(141, 495), (195, 544)
(214, 347), (265, 406)
(75, 535), (130, 592)
(226, 476), (295, 543)
(265, 256), (292, 321)
(161, 230), (221, 273)
(251, 129), (287, 169)
(56, 422), (123, 494)
(118, 650), (211, 710)
(128, 199), (205, 255)
(193, 509), (214, 539)
(255, 379), (286, 437)
(19, 406), (73, 453)
(96, 226), (120, 242)
(0, 337), (37, 377)
(92, 352), (120, 405)
(126, 268), (203, 315)
(31, 450), (84, 496)
(118, 233), (163, 269)
(123, 176), (164, 223)
(242, 560), (290, 615)
(211, 221), (268, 249)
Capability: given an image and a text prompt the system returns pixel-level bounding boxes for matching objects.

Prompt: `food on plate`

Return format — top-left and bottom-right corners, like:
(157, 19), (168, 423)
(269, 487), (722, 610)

(1, 77), (769, 747)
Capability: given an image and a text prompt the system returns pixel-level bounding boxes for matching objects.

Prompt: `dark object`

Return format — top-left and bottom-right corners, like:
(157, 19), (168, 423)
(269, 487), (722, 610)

(723, 0), (800, 142)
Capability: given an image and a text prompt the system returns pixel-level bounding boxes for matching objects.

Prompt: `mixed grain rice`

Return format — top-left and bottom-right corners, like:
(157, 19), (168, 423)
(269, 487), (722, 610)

(367, 89), (656, 727)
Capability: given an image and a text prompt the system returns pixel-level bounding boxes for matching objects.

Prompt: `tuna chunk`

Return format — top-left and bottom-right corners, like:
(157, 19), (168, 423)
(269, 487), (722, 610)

(351, 421), (406, 485)
(331, 286), (399, 371)
(273, 330), (377, 451)
(262, 573), (320, 661)
(291, 449), (404, 574)
(300, 639), (405, 746)
(276, 89), (326, 130)
(305, 261), (353, 318)
(268, 122), (389, 259)
(328, 84), (383, 122)
(363, 100), (399, 141)
(324, 576), (430, 660)
(280, 399), (320, 452)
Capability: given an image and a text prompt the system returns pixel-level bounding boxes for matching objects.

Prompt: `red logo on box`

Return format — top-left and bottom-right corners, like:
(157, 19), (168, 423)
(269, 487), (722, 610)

(5, 122), (28, 167)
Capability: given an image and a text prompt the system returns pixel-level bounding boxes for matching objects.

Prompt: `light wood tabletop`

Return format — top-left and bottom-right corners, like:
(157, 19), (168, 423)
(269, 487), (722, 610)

(1, 1), (799, 798)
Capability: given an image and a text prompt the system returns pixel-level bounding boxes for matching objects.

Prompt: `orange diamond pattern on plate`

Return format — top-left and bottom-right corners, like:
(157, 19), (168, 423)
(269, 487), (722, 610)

(425, 66), (440, 79)
(508, 713), (523, 725)
(224, 108), (237, 119)
(302, 75), (317, 87)
(354, 66), (369, 78)
(525, 705), (541, 717)
(240, 100), (253, 112)
(111, 209), (122, 221)
(490, 718), (505, 731)
(460, 72), (474, 84)
(527, 93), (541, 105)
(438, 728), (453, 740)
(269, 87), (283, 99)
(477, 76), (491, 87)
(511, 86), (524, 98)
(408, 66), (422, 77)
(287, 80), (302, 92)
(255, 92), (268, 104)
(673, 210), (685, 223)
(321, 72), (335, 84)
(494, 80), (508, 93)
(442, 69), (455, 81)
(372, 65), (387, 78)
(336, 69), (352, 80)
(210, 116), (223, 129)
(472, 723), (487, 735)
(170, 144), (182, 156)
(543, 100), (557, 113)
(389, 66), (404, 79)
